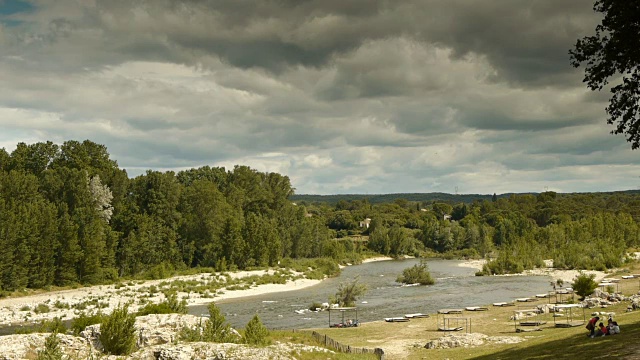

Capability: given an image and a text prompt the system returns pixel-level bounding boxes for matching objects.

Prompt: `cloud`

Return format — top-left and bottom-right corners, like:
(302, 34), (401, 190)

(0, 0), (636, 195)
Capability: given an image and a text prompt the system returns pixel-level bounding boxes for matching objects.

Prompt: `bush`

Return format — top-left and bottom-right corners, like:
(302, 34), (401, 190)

(36, 332), (64, 360)
(71, 312), (105, 335)
(34, 304), (50, 314)
(573, 272), (598, 300)
(202, 303), (236, 343)
(308, 302), (323, 311)
(42, 317), (66, 334)
(244, 314), (270, 346)
(396, 261), (435, 285)
(99, 304), (136, 355)
(330, 276), (367, 307)
(136, 292), (187, 316)
(179, 302), (236, 343)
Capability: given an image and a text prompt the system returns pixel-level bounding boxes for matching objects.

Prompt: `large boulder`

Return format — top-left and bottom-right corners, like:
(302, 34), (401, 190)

(80, 313), (221, 350)
(0, 333), (92, 360)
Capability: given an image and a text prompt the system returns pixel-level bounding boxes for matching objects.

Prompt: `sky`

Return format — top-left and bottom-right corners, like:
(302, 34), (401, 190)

(0, 0), (638, 195)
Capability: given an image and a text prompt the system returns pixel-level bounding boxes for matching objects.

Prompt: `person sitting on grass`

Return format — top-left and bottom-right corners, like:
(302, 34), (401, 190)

(594, 322), (609, 337)
(608, 319), (620, 334)
(586, 316), (599, 337)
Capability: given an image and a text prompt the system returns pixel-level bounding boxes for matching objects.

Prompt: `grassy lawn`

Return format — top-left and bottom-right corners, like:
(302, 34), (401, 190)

(304, 262), (640, 359)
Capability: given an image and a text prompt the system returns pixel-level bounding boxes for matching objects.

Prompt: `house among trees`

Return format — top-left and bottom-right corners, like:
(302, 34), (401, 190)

(359, 218), (371, 229)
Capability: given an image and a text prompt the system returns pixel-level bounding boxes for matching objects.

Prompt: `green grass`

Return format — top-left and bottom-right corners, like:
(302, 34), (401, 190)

(270, 330), (378, 359)
(308, 260), (640, 359)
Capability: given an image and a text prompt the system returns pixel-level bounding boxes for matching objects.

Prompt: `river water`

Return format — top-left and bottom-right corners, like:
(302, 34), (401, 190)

(189, 259), (553, 330)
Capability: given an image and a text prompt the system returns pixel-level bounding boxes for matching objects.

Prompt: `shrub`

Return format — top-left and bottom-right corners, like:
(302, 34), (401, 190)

(71, 312), (105, 335)
(179, 302), (236, 343)
(573, 272), (598, 300)
(53, 301), (69, 310)
(308, 302), (323, 311)
(396, 261), (435, 285)
(136, 293), (187, 316)
(202, 303), (236, 343)
(330, 276), (367, 307)
(42, 317), (66, 334)
(99, 304), (136, 355)
(36, 332), (64, 360)
(34, 304), (50, 314)
(244, 314), (270, 346)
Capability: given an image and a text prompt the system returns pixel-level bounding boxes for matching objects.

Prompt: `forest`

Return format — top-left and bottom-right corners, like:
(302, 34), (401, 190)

(1, 140), (639, 292)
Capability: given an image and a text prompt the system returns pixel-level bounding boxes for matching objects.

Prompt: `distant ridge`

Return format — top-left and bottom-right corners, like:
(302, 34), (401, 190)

(289, 190), (640, 205)
(290, 192), (499, 205)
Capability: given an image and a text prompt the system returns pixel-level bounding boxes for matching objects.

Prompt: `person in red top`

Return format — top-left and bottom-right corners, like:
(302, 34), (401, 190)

(586, 316), (599, 337)
(594, 322), (609, 337)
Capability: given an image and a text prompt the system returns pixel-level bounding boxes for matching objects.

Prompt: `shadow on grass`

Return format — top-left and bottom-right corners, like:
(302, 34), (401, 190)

(471, 317), (640, 360)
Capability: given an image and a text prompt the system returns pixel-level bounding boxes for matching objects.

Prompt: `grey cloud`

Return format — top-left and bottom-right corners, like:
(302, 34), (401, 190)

(15, 0), (598, 84)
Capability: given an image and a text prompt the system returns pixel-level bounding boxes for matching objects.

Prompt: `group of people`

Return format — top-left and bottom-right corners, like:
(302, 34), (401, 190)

(586, 316), (620, 338)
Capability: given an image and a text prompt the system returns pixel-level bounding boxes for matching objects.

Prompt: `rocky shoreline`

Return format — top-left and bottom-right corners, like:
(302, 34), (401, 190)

(457, 258), (609, 284)
(0, 269), (321, 327)
(0, 314), (333, 360)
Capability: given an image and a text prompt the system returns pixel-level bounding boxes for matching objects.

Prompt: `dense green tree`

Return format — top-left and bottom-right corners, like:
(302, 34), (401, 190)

(397, 260), (435, 285)
(99, 304), (137, 355)
(573, 272), (598, 300)
(0, 148), (9, 171)
(244, 314), (270, 346)
(570, 0), (640, 148)
(179, 179), (231, 267)
(8, 141), (58, 177)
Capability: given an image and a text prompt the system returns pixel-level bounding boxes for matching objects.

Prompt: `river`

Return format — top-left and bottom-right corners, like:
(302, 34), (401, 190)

(189, 258), (553, 330)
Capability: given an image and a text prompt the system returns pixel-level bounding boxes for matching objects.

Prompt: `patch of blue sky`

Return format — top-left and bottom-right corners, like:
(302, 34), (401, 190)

(0, 0), (33, 26)
(0, 0), (33, 15)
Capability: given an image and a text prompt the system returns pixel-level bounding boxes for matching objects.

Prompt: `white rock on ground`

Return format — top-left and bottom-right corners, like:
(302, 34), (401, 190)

(0, 314), (334, 360)
(424, 333), (524, 349)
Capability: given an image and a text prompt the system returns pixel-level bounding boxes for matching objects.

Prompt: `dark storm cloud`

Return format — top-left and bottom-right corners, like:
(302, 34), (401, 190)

(2, 0), (636, 195)
(17, 0), (597, 87)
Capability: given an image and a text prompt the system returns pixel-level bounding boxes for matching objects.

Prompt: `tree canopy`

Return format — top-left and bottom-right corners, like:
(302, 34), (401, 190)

(570, 0), (640, 148)
(1, 140), (640, 292)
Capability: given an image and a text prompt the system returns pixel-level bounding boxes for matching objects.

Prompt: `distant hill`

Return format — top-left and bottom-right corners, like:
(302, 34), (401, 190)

(289, 190), (640, 205)
(289, 192), (499, 205)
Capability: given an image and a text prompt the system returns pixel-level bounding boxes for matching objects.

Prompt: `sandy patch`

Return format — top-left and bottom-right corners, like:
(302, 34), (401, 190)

(362, 256), (394, 264)
(0, 269), (321, 326)
(523, 268), (607, 284)
(457, 258), (608, 284)
(457, 259), (487, 271)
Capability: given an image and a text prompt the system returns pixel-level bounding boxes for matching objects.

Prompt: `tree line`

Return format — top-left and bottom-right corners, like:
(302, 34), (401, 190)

(0, 140), (335, 291)
(2, 140), (640, 292)
(305, 190), (640, 274)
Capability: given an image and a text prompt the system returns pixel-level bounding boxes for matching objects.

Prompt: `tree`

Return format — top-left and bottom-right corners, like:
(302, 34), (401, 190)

(396, 260), (435, 285)
(331, 276), (367, 307)
(37, 332), (64, 360)
(572, 272), (598, 300)
(570, 1), (640, 148)
(203, 303), (237, 343)
(99, 304), (137, 355)
(179, 302), (238, 343)
(244, 314), (270, 346)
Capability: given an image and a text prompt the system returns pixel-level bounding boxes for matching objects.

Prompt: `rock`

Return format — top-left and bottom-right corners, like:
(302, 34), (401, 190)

(0, 333), (92, 360)
(4, 314), (330, 359)
(144, 342), (332, 360)
(424, 333), (524, 349)
(81, 313), (241, 350)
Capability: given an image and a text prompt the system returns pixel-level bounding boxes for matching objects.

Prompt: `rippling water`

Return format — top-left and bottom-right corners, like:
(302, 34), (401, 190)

(189, 259), (553, 330)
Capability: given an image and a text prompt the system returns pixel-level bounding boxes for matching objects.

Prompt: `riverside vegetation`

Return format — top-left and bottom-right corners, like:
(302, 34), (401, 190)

(1, 140), (640, 294)
(3, 140), (640, 358)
